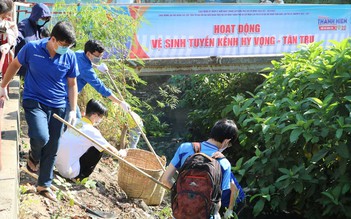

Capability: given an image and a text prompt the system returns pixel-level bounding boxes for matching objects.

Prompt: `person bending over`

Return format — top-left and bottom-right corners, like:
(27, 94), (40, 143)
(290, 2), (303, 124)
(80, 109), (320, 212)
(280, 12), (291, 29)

(66, 39), (130, 119)
(56, 99), (123, 180)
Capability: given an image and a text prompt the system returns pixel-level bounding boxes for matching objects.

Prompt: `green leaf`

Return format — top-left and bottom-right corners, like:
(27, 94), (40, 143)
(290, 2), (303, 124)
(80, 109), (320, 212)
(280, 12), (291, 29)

(322, 191), (338, 205)
(238, 169), (246, 176)
(262, 124), (270, 134)
(322, 93), (334, 106)
(253, 199), (265, 217)
(242, 98), (255, 111)
(278, 168), (290, 175)
(311, 148), (328, 163)
(233, 105), (240, 116)
(276, 175), (290, 182)
(255, 148), (261, 157)
(290, 128), (303, 143)
(332, 186), (341, 199)
(69, 198), (75, 206)
(294, 182), (304, 193)
(336, 144), (349, 159)
(309, 97), (323, 108)
(236, 157), (243, 168)
(249, 193), (261, 202)
(262, 194), (271, 201)
(262, 157), (268, 164)
(281, 124), (298, 133)
(342, 184), (350, 195)
(243, 156), (259, 169)
(303, 132), (313, 142)
(335, 129), (343, 139)
(303, 109), (318, 115)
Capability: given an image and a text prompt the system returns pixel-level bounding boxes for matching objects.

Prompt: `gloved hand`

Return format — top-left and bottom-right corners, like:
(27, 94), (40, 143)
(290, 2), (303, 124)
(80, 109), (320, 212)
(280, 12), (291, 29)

(96, 63), (109, 74)
(0, 86), (9, 100)
(224, 209), (233, 219)
(118, 149), (127, 158)
(67, 110), (77, 126)
(119, 101), (130, 112)
(213, 212), (221, 219)
(0, 43), (10, 54)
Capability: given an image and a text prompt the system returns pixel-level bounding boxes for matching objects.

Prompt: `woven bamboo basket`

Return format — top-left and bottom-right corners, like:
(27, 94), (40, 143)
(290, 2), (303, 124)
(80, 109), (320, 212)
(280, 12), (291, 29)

(144, 155), (167, 206)
(118, 148), (166, 200)
(144, 183), (166, 206)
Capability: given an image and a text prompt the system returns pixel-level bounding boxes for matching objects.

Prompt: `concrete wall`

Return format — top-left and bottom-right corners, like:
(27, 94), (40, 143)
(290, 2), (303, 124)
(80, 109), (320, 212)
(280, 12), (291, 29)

(0, 78), (20, 219)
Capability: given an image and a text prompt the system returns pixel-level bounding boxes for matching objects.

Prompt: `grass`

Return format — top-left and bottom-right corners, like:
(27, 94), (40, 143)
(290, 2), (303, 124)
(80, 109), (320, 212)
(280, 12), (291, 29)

(155, 204), (172, 219)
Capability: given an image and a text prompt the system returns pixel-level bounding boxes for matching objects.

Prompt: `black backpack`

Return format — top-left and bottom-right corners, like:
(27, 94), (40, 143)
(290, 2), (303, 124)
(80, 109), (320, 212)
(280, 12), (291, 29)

(171, 142), (222, 219)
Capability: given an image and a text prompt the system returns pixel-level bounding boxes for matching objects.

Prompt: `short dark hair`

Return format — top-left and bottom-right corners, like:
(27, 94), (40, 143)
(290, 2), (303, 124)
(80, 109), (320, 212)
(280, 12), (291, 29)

(85, 99), (108, 117)
(50, 21), (76, 45)
(84, 40), (104, 54)
(0, 0), (13, 14)
(209, 119), (238, 144)
(40, 27), (50, 38)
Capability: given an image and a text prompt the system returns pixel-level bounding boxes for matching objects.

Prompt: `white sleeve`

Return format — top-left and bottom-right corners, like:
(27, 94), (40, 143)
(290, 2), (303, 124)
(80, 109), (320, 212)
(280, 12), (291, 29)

(85, 128), (110, 152)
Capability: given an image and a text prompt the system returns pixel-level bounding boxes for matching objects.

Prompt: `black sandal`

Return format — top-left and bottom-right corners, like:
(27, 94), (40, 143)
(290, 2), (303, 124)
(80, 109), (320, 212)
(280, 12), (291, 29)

(27, 151), (39, 173)
(37, 187), (57, 202)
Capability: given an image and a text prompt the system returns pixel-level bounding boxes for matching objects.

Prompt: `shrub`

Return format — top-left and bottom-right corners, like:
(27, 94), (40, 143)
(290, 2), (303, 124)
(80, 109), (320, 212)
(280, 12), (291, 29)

(231, 39), (351, 218)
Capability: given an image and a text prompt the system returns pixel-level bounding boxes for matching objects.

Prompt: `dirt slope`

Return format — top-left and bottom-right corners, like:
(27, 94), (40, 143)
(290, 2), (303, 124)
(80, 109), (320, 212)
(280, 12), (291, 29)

(19, 150), (170, 219)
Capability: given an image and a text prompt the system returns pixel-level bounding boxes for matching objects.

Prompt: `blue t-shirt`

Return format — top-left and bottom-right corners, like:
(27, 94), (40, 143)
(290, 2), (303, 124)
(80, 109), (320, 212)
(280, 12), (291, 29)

(18, 38), (79, 108)
(170, 141), (232, 190)
(75, 51), (112, 97)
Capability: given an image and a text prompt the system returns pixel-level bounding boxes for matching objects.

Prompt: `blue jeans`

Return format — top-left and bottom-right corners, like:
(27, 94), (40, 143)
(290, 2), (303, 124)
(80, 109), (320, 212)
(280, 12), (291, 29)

(23, 99), (66, 187)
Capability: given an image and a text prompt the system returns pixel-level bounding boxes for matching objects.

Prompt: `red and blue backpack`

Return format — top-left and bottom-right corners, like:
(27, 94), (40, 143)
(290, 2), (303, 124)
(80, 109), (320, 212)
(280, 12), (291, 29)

(171, 142), (222, 219)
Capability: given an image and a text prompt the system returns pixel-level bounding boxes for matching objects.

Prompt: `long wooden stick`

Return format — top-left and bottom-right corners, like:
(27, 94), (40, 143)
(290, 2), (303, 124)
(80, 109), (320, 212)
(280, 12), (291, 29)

(53, 114), (169, 190)
(105, 70), (166, 171)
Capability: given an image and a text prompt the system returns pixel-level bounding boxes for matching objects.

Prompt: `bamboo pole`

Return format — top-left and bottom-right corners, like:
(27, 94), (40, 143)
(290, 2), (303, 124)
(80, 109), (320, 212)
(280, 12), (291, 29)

(105, 70), (166, 171)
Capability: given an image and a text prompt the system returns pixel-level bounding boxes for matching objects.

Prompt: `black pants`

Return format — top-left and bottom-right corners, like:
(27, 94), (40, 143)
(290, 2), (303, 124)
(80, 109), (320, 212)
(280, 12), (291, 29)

(76, 146), (103, 179)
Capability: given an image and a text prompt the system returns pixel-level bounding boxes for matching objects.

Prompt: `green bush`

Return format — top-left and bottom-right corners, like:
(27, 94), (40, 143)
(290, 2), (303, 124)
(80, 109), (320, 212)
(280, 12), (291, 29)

(231, 39), (351, 218)
(170, 73), (264, 140)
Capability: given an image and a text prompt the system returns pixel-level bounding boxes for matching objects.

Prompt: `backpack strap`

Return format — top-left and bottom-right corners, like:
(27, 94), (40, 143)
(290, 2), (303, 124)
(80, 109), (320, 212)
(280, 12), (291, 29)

(192, 142), (201, 153)
(192, 142), (215, 161)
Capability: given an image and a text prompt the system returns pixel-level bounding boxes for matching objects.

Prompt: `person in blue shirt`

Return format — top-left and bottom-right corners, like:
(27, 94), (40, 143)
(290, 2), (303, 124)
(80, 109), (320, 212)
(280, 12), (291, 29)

(67, 39), (130, 118)
(15, 3), (51, 78)
(161, 119), (239, 219)
(0, 21), (79, 202)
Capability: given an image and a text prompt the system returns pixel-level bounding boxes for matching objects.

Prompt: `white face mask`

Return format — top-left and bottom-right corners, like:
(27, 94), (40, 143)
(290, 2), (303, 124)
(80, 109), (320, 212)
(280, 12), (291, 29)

(219, 139), (231, 152)
(219, 146), (227, 152)
(93, 117), (103, 126)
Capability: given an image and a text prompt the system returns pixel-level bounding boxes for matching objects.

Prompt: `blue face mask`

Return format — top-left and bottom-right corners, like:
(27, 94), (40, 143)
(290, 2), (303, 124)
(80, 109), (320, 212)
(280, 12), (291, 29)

(37, 19), (46, 26)
(92, 56), (101, 64)
(55, 46), (69, 55)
